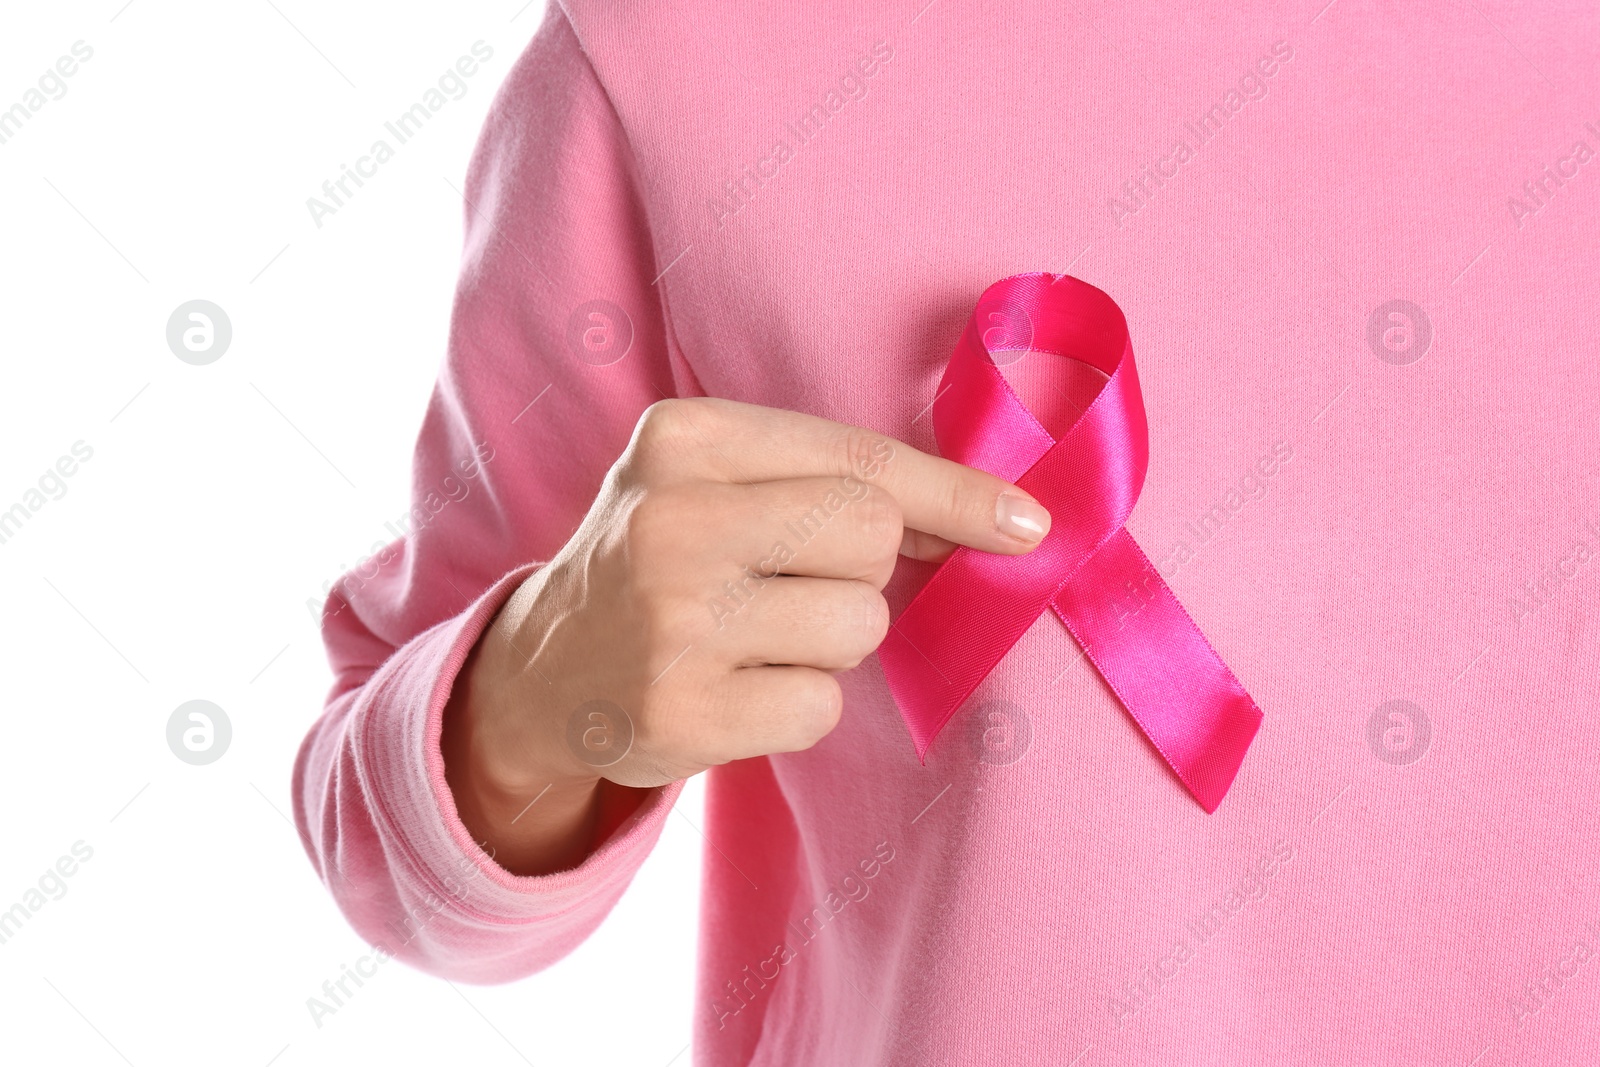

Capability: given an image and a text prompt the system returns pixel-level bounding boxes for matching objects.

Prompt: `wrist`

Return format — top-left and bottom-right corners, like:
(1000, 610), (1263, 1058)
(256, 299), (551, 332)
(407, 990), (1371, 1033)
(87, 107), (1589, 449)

(442, 595), (607, 875)
(451, 628), (601, 786)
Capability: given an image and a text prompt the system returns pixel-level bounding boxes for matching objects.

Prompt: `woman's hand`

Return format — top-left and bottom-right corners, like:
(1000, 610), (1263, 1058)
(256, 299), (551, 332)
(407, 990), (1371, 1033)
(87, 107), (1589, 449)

(442, 397), (1051, 875)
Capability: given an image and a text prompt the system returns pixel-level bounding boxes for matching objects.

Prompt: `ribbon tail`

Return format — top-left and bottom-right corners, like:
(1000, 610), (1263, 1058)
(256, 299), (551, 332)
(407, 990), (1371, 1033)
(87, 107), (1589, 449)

(878, 604), (1034, 764)
(1051, 528), (1263, 812)
(879, 537), (1072, 763)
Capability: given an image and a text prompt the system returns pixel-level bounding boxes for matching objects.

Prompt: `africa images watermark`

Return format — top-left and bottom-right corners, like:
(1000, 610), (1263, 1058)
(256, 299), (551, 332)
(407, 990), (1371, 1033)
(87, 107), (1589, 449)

(1508, 511), (1600, 627)
(307, 440), (496, 627)
(0, 841), (95, 948)
(305, 850), (491, 1028)
(704, 839), (897, 1032)
(707, 40), (894, 229)
(0, 40), (94, 148)
(0, 440), (95, 548)
(1110, 440), (1293, 631)
(1108, 40), (1294, 228)
(1108, 838), (1295, 1030)
(1508, 919), (1600, 1032)
(1506, 117), (1600, 230)
(305, 41), (496, 229)
(705, 436), (895, 629)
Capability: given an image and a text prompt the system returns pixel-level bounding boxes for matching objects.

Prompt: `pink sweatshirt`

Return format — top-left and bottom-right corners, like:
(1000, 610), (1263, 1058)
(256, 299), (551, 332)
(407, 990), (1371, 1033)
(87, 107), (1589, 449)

(293, 2), (1600, 1063)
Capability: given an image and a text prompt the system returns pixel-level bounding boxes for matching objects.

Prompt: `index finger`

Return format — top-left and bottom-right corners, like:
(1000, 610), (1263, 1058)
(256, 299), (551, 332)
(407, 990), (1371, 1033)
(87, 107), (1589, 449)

(651, 397), (1052, 556)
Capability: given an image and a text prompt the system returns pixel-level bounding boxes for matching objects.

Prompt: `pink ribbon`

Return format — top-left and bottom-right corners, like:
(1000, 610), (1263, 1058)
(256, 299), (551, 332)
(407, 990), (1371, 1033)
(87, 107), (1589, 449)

(878, 273), (1262, 812)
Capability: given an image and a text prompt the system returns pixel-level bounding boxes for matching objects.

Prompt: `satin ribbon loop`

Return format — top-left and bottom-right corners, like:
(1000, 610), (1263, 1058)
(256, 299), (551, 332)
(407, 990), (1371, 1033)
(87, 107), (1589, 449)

(878, 273), (1263, 813)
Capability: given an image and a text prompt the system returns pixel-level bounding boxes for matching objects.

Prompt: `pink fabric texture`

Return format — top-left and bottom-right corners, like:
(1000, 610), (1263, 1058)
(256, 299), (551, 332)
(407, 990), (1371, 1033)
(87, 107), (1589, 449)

(292, 3), (1600, 1064)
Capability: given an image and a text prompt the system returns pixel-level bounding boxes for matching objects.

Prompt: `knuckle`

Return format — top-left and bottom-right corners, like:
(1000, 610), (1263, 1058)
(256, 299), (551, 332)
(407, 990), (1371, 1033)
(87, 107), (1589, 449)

(623, 490), (677, 559)
(796, 671), (844, 744)
(944, 473), (984, 535)
(941, 474), (965, 525)
(622, 398), (733, 486)
(840, 587), (890, 669)
(632, 399), (681, 453)
(840, 427), (893, 484)
(856, 586), (891, 643)
(855, 484), (904, 552)
(623, 484), (710, 564)
(628, 398), (711, 472)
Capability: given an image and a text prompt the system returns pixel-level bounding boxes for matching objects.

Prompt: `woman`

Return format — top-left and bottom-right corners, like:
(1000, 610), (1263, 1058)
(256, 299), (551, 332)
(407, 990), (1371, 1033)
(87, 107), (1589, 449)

(294, 2), (1600, 1062)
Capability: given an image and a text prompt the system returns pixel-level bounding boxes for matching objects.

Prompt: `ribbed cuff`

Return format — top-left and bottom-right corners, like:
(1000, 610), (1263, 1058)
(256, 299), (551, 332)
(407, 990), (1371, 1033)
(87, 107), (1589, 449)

(350, 561), (682, 928)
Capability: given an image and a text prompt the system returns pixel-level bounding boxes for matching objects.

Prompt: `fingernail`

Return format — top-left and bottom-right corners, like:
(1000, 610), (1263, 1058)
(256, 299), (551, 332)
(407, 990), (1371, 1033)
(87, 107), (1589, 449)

(996, 493), (1051, 544)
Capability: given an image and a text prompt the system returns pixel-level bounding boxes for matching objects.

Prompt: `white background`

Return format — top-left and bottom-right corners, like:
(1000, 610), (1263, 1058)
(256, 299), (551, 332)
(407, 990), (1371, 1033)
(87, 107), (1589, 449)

(0, 3), (701, 1064)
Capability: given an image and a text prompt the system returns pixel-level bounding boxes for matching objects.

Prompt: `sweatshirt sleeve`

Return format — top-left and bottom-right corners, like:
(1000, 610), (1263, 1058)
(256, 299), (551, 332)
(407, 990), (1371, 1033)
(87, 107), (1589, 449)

(290, 4), (692, 984)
